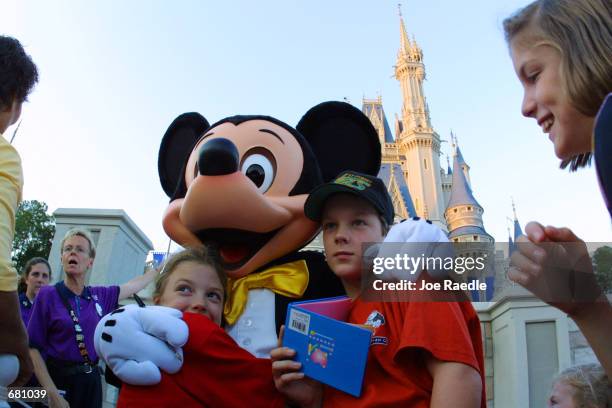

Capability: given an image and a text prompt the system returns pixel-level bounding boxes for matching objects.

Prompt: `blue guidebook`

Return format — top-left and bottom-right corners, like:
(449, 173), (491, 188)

(282, 296), (372, 397)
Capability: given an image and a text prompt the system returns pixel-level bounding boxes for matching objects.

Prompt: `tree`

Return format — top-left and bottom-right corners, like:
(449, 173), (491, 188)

(11, 200), (55, 274)
(592, 246), (612, 293)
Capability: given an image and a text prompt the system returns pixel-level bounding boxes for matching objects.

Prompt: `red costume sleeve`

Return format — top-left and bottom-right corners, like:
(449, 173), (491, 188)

(118, 313), (284, 408)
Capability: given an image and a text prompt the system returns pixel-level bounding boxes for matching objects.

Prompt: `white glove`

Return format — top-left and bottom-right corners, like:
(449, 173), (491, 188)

(94, 304), (188, 385)
(376, 218), (452, 281)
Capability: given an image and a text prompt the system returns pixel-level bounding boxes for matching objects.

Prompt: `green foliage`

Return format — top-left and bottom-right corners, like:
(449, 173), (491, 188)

(592, 246), (612, 293)
(11, 200), (55, 274)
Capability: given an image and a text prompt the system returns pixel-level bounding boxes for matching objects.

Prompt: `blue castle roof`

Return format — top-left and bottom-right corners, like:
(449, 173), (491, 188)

(379, 163), (416, 218)
(447, 147), (481, 209)
(513, 218), (523, 241)
(362, 102), (394, 143)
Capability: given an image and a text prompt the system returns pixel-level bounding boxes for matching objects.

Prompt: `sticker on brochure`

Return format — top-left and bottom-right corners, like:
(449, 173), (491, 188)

(288, 308), (310, 335)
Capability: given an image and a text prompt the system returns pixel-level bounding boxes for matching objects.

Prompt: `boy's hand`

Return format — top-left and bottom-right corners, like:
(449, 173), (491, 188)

(509, 222), (603, 317)
(271, 326), (322, 408)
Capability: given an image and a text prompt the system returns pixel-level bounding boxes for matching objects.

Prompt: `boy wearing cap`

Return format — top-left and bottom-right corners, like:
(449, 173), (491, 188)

(271, 170), (485, 408)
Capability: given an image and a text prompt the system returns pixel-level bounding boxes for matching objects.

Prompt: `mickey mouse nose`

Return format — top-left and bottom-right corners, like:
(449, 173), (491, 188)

(198, 138), (240, 176)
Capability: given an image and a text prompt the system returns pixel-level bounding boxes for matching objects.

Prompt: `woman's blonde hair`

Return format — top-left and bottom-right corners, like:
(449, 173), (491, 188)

(553, 364), (611, 407)
(61, 228), (96, 258)
(153, 246), (225, 301)
(503, 0), (612, 171)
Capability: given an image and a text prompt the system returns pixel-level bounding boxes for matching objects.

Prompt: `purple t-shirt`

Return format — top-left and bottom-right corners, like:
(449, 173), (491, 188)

(27, 281), (119, 363)
(19, 292), (34, 326)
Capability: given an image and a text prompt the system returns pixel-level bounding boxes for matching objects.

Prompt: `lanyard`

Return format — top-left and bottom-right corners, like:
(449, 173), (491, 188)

(54, 283), (101, 367)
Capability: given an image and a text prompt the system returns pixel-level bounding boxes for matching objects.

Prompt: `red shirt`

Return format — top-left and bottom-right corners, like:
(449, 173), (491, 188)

(118, 313), (284, 408)
(324, 299), (486, 407)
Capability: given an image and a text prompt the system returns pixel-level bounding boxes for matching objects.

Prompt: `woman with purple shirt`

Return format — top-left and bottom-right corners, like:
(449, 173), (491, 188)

(27, 228), (158, 408)
(18, 257), (51, 326)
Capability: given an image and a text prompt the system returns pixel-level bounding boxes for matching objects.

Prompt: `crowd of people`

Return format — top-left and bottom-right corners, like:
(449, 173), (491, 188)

(0, 0), (610, 407)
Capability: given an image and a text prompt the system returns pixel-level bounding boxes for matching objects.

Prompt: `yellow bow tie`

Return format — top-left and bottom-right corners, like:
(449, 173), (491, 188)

(223, 260), (310, 326)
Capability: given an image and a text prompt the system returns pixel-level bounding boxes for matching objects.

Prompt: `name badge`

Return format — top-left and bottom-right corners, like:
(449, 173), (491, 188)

(95, 303), (103, 317)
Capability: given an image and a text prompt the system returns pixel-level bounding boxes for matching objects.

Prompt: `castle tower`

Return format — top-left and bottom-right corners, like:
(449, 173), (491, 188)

(362, 96), (400, 163)
(445, 143), (493, 243)
(441, 154), (453, 207)
(394, 9), (446, 225)
(362, 96), (417, 221)
(512, 198), (523, 240)
(452, 133), (472, 186)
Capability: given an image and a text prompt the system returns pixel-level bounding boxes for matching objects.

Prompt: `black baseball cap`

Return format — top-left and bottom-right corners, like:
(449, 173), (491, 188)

(305, 170), (394, 224)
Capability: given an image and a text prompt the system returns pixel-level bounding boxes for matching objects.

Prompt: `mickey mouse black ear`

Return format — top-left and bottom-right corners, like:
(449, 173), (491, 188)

(594, 95), (612, 219)
(158, 112), (210, 198)
(297, 101), (381, 182)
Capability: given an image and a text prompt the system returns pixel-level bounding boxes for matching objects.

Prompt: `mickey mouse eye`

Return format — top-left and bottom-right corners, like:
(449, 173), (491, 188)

(240, 149), (276, 193)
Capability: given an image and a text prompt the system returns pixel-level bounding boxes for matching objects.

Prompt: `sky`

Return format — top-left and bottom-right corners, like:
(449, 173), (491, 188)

(1, 0), (610, 252)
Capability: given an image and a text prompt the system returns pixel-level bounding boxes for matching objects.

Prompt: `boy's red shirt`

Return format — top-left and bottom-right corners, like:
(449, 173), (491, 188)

(324, 299), (486, 407)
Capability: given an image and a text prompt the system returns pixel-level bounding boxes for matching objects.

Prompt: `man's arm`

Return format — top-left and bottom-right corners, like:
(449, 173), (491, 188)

(0, 139), (29, 384)
(0, 291), (32, 386)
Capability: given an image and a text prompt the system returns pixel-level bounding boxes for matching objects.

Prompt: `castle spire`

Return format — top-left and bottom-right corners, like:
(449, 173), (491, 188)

(452, 133), (471, 185)
(395, 8), (429, 133)
(398, 4), (411, 54)
(445, 147), (492, 243)
(447, 149), (480, 208)
(511, 197), (523, 240)
(455, 145), (468, 168)
(508, 224), (516, 255)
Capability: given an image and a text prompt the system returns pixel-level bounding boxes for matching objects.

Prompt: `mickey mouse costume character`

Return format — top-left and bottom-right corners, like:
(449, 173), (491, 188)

(594, 94), (611, 219)
(95, 101), (384, 384)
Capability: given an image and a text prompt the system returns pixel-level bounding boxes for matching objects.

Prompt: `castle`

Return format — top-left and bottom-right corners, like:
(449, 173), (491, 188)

(357, 14), (601, 408)
(363, 11), (493, 246)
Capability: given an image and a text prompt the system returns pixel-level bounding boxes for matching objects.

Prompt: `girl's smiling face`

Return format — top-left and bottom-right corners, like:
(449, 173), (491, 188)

(156, 261), (224, 326)
(547, 380), (576, 408)
(510, 32), (594, 160)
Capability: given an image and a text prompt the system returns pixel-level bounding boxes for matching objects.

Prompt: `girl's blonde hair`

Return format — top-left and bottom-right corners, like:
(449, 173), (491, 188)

(503, 0), (612, 171)
(153, 246), (225, 301)
(553, 364), (611, 407)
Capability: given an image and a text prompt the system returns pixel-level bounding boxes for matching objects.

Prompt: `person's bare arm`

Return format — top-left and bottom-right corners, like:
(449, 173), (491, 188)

(0, 291), (32, 386)
(29, 348), (69, 408)
(427, 357), (482, 408)
(118, 267), (158, 301)
(509, 222), (612, 377)
(569, 300), (612, 378)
